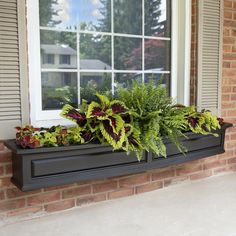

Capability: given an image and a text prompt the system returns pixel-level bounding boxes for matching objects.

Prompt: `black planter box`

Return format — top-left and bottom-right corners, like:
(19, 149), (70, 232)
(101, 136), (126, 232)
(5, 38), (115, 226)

(5, 123), (232, 191)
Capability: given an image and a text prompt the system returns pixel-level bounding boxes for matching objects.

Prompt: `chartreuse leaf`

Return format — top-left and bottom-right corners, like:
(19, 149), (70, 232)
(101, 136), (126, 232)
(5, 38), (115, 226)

(99, 120), (125, 149)
(107, 114), (125, 134)
(87, 102), (106, 119)
(60, 104), (87, 127)
(96, 93), (110, 109)
(110, 100), (129, 114)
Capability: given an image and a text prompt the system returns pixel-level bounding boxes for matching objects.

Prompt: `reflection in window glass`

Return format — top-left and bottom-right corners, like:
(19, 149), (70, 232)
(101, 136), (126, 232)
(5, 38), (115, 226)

(39, 0), (111, 32)
(60, 55), (71, 65)
(40, 30), (77, 69)
(38, 0), (172, 110)
(144, 39), (170, 71)
(80, 34), (111, 70)
(42, 54), (54, 64)
(80, 72), (112, 102)
(114, 73), (142, 90)
(114, 37), (142, 70)
(145, 0), (171, 37)
(114, 0), (142, 35)
(42, 72), (78, 110)
(144, 73), (170, 95)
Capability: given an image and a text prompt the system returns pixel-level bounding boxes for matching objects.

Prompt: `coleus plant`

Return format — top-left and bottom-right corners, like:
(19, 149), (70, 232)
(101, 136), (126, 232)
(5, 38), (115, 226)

(60, 94), (143, 159)
(15, 125), (84, 148)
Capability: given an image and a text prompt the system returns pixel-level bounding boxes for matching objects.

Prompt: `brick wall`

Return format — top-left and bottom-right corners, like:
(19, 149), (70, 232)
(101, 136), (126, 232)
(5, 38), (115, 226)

(1, 1), (236, 220)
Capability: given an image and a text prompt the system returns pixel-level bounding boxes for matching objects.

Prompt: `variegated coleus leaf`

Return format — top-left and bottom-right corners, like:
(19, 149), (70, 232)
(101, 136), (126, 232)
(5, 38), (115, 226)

(110, 100), (129, 114)
(60, 104), (87, 127)
(96, 93), (110, 110)
(107, 115), (125, 134)
(100, 120), (125, 149)
(87, 102), (106, 119)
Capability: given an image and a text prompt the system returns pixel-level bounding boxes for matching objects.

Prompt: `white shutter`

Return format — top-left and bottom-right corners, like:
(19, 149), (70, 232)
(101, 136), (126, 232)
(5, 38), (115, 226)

(0, 0), (28, 140)
(197, 0), (223, 115)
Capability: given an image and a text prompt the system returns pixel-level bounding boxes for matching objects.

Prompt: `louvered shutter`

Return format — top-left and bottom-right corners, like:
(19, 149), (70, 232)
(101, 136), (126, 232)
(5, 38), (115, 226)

(0, 0), (22, 139)
(197, 0), (223, 115)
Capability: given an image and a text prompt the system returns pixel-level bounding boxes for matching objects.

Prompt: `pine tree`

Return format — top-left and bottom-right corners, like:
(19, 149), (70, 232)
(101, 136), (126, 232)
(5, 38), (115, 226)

(145, 0), (162, 36)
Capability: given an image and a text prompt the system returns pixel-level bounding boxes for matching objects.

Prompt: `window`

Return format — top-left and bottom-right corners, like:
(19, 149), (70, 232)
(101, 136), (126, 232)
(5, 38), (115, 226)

(27, 0), (191, 125)
(42, 54), (54, 64)
(60, 55), (71, 65)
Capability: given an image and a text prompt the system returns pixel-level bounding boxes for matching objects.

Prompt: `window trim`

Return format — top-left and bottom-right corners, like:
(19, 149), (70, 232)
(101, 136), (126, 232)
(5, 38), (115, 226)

(27, 0), (191, 127)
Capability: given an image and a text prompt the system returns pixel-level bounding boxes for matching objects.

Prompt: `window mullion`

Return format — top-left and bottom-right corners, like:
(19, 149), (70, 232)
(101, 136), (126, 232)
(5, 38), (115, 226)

(76, 25), (81, 105)
(111, 0), (114, 94)
(142, 0), (145, 83)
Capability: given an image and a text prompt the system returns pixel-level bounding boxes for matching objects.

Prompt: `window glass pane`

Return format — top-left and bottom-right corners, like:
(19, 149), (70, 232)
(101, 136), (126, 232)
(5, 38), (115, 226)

(40, 30), (77, 69)
(114, 37), (142, 70)
(114, 73), (142, 90)
(144, 39), (170, 71)
(80, 72), (112, 102)
(114, 0), (142, 35)
(39, 0), (111, 32)
(80, 34), (111, 70)
(145, 0), (171, 37)
(144, 73), (170, 95)
(42, 72), (78, 110)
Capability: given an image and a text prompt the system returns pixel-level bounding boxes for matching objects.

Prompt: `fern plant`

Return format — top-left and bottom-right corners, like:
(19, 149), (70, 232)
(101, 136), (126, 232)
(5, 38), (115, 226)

(117, 80), (220, 157)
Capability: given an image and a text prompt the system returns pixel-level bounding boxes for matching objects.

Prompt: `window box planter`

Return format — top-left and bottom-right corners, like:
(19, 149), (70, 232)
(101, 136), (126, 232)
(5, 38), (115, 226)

(5, 123), (232, 192)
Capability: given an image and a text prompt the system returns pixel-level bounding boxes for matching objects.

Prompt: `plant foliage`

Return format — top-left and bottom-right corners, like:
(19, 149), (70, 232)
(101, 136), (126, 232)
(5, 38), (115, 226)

(15, 81), (221, 161)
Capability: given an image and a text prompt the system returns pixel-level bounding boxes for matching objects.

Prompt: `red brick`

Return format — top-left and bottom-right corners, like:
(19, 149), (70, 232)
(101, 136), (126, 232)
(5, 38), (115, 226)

(222, 86), (232, 93)
(6, 188), (41, 199)
(119, 174), (150, 187)
(225, 12), (233, 20)
(136, 181), (163, 194)
(7, 206), (43, 217)
(4, 164), (12, 175)
(164, 176), (189, 187)
(0, 190), (5, 201)
(0, 177), (13, 188)
(222, 102), (235, 109)
(43, 184), (76, 192)
(27, 192), (60, 206)
(190, 170), (212, 180)
(0, 143), (4, 151)
(62, 185), (91, 199)
(176, 162), (202, 176)
(76, 194), (106, 206)
(231, 133), (236, 140)
(45, 199), (75, 213)
(0, 199), (25, 212)
(228, 157), (236, 164)
(92, 181), (118, 193)
(223, 38), (235, 45)
(203, 160), (226, 170)
(152, 169), (175, 181)
(227, 110), (236, 116)
(224, 0), (233, 9)
(108, 188), (134, 200)
(0, 151), (11, 163)
(226, 140), (236, 149)
(0, 166), (3, 176)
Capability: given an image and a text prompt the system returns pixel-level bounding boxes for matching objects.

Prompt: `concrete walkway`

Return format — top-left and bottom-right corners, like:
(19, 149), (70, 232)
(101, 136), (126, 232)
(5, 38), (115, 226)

(1, 173), (236, 236)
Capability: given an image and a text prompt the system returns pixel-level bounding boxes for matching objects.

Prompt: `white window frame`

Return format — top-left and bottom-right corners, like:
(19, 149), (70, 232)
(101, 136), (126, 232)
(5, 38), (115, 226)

(27, 0), (191, 127)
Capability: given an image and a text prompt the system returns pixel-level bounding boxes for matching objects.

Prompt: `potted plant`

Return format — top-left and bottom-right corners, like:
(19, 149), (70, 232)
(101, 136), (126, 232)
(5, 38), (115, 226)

(5, 81), (232, 191)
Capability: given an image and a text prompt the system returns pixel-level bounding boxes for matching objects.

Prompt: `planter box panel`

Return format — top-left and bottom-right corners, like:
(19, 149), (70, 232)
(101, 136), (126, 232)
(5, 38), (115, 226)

(5, 123), (232, 191)
(32, 150), (144, 177)
(158, 133), (222, 159)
